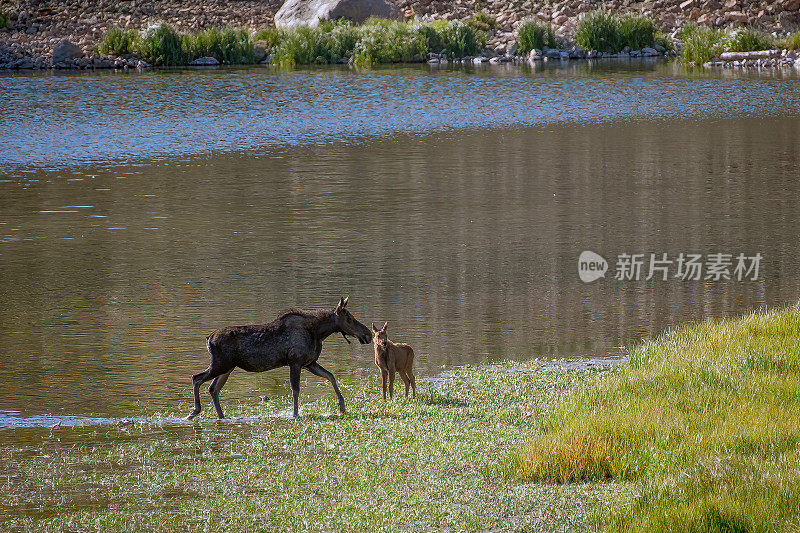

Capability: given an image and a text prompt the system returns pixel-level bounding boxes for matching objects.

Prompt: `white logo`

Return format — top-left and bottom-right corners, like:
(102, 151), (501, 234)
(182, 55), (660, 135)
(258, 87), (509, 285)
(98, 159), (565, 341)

(578, 250), (608, 283)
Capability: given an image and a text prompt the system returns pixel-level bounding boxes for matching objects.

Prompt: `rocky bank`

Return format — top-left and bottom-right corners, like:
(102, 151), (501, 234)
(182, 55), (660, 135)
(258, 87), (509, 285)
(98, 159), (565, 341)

(1, 0), (800, 68)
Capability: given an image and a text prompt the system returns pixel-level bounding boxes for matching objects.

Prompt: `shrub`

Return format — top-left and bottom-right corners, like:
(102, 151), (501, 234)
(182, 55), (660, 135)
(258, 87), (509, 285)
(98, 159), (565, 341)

(99, 27), (139, 56)
(253, 27), (285, 51)
(728, 26), (775, 52)
(780, 31), (800, 50)
(515, 18), (557, 53)
(438, 20), (484, 58)
(0, 11), (8, 29)
(138, 23), (185, 66)
(183, 27), (255, 63)
(466, 10), (496, 33)
(574, 10), (621, 53)
(617, 14), (656, 51)
(679, 23), (729, 64)
(352, 18), (427, 64)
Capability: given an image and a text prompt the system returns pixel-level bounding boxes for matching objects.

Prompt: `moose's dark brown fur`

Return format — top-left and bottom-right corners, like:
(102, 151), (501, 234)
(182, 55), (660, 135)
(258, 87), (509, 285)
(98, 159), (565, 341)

(187, 297), (372, 420)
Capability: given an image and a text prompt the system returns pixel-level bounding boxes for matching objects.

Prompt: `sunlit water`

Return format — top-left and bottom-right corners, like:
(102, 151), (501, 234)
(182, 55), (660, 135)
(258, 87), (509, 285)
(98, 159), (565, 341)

(2, 62), (800, 431)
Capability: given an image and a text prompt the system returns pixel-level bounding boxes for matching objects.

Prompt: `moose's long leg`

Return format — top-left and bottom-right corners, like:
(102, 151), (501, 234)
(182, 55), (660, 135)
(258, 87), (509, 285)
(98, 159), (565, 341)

(388, 368), (396, 399)
(381, 370), (388, 400)
(408, 370), (416, 398)
(289, 364), (302, 418)
(208, 368), (234, 419)
(187, 364), (229, 420)
(306, 362), (346, 413)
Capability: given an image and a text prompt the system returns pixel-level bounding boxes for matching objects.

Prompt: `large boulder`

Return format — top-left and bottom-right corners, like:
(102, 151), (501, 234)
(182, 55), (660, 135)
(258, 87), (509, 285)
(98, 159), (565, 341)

(274, 0), (400, 29)
(52, 40), (82, 64)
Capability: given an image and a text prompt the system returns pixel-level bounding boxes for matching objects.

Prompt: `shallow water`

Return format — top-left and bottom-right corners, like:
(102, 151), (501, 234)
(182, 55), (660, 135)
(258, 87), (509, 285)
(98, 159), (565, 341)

(2, 62), (800, 427)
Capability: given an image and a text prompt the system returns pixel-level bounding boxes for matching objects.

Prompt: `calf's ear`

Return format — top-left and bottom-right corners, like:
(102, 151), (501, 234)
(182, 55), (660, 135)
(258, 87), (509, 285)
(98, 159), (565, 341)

(343, 296), (349, 307)
(382, 322), (388, 331)
(335, 297), (345, 312)
(372, 322), (378, 332)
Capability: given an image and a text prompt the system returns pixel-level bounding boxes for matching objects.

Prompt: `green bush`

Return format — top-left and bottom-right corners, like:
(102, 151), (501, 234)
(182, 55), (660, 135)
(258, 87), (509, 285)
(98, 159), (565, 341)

(183, 27), (255, 64)
(574, 10), (621, 52)
(438, 20), (484, 58)
(352, 18), (427, 64)
(138, 24), (185, 65)
(253, 27), (285, 51)
(0, 11), (9, 29)
(617, 14), (656, 51)
(99, 27), (139, 56)
(728, 26), (775, 52)
(466, 10), (496, 32)
(515, 18), (557, 53)
(679, 23), (729, 64)
(575, 10), (656, 53)
(780, 31), (800, 50)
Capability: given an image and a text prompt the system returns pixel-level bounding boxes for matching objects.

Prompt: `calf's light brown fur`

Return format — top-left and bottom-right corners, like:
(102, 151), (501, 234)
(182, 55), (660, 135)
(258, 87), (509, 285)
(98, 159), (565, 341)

(372, 322), (416, 399)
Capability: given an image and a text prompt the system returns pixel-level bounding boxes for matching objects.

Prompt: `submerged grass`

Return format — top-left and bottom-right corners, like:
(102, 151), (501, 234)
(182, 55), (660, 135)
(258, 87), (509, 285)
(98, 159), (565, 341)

(0, 363), (626, 531)
(508, 306), (800, 531)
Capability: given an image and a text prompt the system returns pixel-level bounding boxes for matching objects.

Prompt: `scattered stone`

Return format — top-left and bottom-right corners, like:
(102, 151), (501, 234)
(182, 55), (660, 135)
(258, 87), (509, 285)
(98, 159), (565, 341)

(528, 48), (542, 61)
(188, 56), (220, 66)
(52, 39), (82, 64)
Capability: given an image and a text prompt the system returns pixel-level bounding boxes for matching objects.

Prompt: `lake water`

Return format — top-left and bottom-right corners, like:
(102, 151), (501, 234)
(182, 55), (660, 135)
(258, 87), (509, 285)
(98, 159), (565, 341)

(2, 62), (800, 425)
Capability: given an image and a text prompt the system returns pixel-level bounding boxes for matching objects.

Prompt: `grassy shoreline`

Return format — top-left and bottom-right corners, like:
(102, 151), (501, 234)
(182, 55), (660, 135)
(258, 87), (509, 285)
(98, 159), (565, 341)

(2, 306), (798, 530)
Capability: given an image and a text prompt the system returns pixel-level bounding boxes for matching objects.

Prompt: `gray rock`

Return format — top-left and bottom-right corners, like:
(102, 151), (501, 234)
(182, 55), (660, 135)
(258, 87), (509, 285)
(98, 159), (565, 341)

(52, 39), (82, 64)
(274, 0), (400, 28)
(587, 49), (599, 59)
(473, 56), (488, 63)
(505, 42), (517, 56)
(568, 45), (585, 59)
(260, 54), (272, 65)
(136, 60), (151, 69)
(253, 41), (268, 62)
(640, 47), (659, 56)
(544, 48), (561, 59)
(189, 56), (220, 66)
(528, 48), (542, 61)
(559, 51), (570, 60)
(653, 43), (666, 53)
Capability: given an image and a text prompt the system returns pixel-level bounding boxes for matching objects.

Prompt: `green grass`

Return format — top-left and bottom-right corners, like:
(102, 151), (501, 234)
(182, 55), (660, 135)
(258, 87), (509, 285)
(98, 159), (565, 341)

(515, 18), (558, 53)
(466, 10), (497, 33)
(508, 306), (800, 532)
(728, 27), (776, 52)
(0, 362), (627, 531)
(574, 10), (655, 53)
(98, 26), (139, 56)
(678, 23), (730, 64)
(780, 32), (800, 50)
(182, 27), (255, 64)
(0, 10), (9, 30)
(138, 23), (186, 66)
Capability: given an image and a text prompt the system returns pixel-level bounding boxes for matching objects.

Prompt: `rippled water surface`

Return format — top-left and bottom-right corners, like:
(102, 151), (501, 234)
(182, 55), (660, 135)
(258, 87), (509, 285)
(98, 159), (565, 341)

(1, 62), (799, 427)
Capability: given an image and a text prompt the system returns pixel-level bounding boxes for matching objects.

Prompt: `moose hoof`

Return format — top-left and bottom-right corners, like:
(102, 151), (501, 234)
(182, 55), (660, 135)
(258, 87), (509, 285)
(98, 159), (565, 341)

(185, 412), (200, 421)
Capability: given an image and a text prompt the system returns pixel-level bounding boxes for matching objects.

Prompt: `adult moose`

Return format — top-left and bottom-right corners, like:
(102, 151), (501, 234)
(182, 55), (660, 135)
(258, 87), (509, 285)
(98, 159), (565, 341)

(186, 297), (372, 420)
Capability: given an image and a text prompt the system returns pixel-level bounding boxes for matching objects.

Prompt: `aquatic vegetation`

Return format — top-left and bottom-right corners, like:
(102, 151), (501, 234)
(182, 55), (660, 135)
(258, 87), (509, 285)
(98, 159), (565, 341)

(515, 18), (558, 53)
(437, 20), (485, 58)
(98, 27), (139, 56)
(728, 26), (776, 52)
(0, 362), (625, 530)
(351, 18), (428, 64)
(509, 306), (800, 531)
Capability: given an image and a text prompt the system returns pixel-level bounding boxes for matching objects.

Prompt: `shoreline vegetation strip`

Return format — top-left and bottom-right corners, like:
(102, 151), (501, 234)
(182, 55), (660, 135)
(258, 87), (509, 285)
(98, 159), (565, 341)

(1, 306), (798, 530)
(93, 12), (800, 68)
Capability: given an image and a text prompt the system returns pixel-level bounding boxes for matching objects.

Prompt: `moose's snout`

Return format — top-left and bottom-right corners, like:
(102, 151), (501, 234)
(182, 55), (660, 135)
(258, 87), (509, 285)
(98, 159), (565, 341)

(359, 331), (372, 344)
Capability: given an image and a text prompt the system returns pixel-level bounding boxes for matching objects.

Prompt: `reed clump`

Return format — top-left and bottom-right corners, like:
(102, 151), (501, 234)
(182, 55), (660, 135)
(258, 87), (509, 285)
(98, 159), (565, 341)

(574, 10), (656, 53)
(515, 18), (558, 53)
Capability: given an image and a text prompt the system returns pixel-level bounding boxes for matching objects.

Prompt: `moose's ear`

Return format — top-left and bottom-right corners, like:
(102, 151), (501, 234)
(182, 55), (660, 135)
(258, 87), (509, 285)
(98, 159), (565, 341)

(372, 322), (378, 332)
(335, 297), (345, 313)
(342, 296), (349, 308)
(382, 322), (388, 331)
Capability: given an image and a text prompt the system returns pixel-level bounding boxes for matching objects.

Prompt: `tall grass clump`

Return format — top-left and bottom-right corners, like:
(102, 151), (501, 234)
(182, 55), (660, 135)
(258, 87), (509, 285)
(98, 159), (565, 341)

(352, 18), (427, 64)
(183, 27), (255, 64)
(574, 10), (621, 52)
(272, 20), (359, 65)
(728, 26), (776, 52)
(678, 23), (729, 63)
(253, 26), (285, 51)
(515, 18), (557, 53)
(780, 31), (800, 50)
(575, 10), (656, 53)
(0, 11), (9, 29)
(616, 14), (656, 51)
(137, 23), (185, 66)
(508, 305), (800, 531)
(98, 26), (139, 56)
(438, 20), (484, 57)
(466, 10), (496, 32)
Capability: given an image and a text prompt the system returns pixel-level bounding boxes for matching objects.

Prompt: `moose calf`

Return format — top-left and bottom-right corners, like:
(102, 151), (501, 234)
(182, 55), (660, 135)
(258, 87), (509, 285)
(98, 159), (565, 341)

(372, 322), (416, 399)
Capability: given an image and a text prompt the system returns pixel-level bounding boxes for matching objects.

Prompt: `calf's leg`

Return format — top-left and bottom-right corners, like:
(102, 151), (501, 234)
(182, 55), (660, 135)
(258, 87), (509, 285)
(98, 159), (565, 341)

(187, 363), (230, 420)
(381, 370), (388, 400)
(306, 362), (346, 413)
(399, 371), (411, 398)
